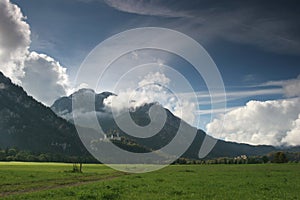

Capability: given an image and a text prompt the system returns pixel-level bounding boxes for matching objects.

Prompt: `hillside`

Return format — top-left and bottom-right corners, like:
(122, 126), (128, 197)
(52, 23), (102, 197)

(0, 71), (87, 155)
(0, 71), (291, 161)
(0, 72), (153, 160)
(52, 89), (279, 159)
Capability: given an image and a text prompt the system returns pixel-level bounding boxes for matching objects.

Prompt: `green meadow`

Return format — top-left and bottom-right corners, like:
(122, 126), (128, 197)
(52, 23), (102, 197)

(0, 162), (299, 199)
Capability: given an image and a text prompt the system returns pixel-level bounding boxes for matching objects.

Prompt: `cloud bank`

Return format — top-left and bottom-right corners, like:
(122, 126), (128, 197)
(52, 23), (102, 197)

(0, 0), (69, 105)
(206, 76), (300, 146)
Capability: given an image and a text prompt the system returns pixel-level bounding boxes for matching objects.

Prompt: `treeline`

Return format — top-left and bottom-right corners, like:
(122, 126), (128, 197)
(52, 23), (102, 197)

(0, 147), (98, 163)
(1, 147), (300, 165)
(173, 151), (300, 165)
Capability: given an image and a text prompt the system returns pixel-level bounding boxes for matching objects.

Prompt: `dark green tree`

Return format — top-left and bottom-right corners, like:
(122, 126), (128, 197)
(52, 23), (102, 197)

(273, 152), (288, 163)
(262, 156), (269, 163)
(0, 150), (6, 161)
(7, 148), (17, 157)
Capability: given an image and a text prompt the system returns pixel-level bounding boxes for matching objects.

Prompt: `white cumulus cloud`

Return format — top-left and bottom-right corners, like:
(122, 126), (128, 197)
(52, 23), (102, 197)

(138, 71), (170, 87)
(0, 0), (30, 83)
(20, 52), (69, 105)
(282, 114), (300, 146)
(206, 98), (300, 146)
(0, 0), (70, 105)
(104, 71), (196, 125)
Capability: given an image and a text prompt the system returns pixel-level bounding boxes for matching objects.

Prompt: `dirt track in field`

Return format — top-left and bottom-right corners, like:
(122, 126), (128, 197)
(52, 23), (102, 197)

(0, 172), (128, 197)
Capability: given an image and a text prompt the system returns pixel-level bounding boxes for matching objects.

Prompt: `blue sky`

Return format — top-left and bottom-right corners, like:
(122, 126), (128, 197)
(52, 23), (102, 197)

(12, 0), (300, 84)
(1, 0), (300, 146)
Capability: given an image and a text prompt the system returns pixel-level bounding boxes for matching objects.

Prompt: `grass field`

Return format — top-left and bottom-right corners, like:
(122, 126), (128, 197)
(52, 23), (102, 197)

(0, 162), (299, 199)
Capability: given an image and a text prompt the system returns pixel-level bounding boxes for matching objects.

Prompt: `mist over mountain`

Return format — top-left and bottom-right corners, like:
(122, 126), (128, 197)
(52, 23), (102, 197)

(51, 88), (115, 118)
(51, 88), (280, 159)
(0, 71), (296, 161)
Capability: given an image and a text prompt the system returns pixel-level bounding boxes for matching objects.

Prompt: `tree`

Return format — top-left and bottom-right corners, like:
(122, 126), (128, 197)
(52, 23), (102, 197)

(273, 152), (288, 163)
(71, 163), (82, 173)
(7, 148), (17, 157)
(262, 156), (269, 163)
(15, 151), (29, 161)
(26, 154), (38, 162)
(38, 154), (49, 162)
(0, 150), (6, 161)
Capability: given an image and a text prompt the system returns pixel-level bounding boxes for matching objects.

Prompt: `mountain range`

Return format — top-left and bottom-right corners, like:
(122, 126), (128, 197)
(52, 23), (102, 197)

(51, 86), (279, 159)
(0, 71), (297, 161)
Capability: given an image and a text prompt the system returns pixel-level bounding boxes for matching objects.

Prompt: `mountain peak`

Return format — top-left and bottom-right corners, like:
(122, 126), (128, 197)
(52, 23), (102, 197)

(51, 88), (115, 116)
(72, 88), (95, 95)
(70, 88), (115, 99)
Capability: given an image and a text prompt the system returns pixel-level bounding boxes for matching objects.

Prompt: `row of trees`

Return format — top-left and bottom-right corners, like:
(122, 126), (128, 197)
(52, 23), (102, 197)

(0, 147), (97, 163)
(1, 147), (299, 165)
(174, 151), (299, 165)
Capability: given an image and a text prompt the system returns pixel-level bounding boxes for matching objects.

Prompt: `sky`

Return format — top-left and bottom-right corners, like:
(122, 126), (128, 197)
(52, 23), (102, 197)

(0, 0), (300, 146)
